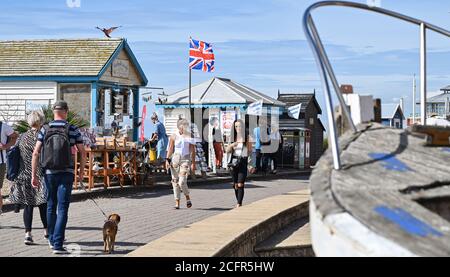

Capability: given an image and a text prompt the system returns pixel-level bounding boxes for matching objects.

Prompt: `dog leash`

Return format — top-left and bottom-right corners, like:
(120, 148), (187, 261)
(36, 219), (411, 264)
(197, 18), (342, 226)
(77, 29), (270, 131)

(78, 181), (109, 220)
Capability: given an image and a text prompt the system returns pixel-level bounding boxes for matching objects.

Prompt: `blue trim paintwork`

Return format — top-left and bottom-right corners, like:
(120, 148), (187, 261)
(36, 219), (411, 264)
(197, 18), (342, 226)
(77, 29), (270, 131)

(123, 40), (148, 86)
(91, 82), (97, 127)
(369, 153), (413, 172)
(97, 39), (148, 87)
(374, 206), (443, 237)
(97, 40), (125, 80)
(156, 104), (247, 109)
(0, 40), (148, 86)
(133, 87), (140, 141)
(0, 76), (98, 82)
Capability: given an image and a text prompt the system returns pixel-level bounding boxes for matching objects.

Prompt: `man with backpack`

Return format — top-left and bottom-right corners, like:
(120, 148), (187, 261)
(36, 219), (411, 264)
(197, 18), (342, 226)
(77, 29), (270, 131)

(31, 101), (86, 254)
(0, 120), (18, 215)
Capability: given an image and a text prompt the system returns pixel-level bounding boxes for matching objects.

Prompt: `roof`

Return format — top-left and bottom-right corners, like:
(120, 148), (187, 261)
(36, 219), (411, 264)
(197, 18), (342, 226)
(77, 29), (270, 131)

(279, 116), (326, 131)
(426, 92), (450, 104)
(381, 103), (405, 120)
(441, 85), (450, 91)
(159, 77), (285, 107)
(277, 93), (322, 114)
(0, 38), (147, 85)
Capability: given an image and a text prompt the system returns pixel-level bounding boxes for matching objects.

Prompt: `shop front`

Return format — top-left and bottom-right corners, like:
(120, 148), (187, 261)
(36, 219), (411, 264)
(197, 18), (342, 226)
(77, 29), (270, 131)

(157, 77), (285, 171)
(280, 127), (311, 169)
(0, 38), (148, 141)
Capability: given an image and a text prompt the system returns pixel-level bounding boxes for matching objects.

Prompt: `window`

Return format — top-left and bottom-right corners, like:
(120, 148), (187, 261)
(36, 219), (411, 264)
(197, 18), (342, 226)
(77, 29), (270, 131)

(309, 118), (314, 125)
(59, 84), (91, 122)
(110, 89), (130, 115)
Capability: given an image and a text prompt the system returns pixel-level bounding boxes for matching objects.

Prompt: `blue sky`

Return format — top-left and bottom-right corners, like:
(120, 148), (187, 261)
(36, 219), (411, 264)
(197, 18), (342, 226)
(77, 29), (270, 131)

(1, 0), (449, 133)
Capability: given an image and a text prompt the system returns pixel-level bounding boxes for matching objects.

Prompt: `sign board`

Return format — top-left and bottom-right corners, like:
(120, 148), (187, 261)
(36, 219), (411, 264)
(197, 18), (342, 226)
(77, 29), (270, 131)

(221, 110), (236, 140)
(299, 135), (305, 169)
(26, 100), (51, 114)
(104, 89), (113, 129)
(112, 59), (130, 78)
(306, 142), (310, 159)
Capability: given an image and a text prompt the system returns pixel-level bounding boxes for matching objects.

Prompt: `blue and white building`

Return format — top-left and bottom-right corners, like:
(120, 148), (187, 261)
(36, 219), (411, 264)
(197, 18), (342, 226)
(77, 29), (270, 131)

(0, 38), (148, 141)
(382, 103), (405, 129)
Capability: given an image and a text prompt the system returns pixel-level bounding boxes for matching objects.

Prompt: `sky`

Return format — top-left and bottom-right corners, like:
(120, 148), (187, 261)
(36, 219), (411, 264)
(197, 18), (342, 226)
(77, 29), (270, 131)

(0, 0), (449, 134)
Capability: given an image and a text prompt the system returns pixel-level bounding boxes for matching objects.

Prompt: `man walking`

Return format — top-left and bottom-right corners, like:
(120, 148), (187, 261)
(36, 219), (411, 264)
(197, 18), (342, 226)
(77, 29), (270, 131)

(0, 120), (18, 215)
(32, 101), (86, 254)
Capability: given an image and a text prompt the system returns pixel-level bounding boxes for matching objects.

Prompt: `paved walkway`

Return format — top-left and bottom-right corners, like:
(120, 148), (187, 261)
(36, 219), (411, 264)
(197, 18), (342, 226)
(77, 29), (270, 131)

(0, 176), (309, 257)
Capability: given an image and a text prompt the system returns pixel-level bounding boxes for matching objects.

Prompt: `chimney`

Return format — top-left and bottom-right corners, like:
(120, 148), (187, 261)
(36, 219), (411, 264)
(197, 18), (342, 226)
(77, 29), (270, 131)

(340, 85), (354, 94)
(400, 98), (404, 115)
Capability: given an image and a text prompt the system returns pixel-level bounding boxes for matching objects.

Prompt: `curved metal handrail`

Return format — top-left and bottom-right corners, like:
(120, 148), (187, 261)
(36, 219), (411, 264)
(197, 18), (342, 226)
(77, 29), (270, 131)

(303, 1), (450, 170)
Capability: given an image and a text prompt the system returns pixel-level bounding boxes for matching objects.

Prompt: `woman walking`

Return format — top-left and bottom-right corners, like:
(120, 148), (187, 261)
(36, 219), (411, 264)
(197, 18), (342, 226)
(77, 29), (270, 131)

(226, 119), (253, 208)
(166, 119), (196, 209)
(9, 111), (48, 245)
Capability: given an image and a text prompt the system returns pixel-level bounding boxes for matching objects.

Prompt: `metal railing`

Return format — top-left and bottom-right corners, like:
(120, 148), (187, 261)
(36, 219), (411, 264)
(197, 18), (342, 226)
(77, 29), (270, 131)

(303, 1), (450, 170)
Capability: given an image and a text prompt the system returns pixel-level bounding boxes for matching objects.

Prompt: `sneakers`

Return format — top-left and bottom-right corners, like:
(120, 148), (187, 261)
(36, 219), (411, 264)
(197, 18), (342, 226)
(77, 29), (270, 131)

(53, 247), (69, 255)
(187, 200), (192, 209)
(48, 240), (54, 249)
(24, 234), (34, 245)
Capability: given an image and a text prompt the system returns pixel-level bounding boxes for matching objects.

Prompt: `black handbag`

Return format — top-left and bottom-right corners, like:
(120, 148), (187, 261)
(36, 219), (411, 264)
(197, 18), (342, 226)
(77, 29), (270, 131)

(6, 135), (21, 181)
(227, 156), (240, 169)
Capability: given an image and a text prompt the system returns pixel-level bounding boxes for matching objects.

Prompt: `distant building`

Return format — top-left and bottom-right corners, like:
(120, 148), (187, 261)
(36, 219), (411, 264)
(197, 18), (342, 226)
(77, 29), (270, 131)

(382, 103), (405, 129)
(277, 93), (325, 166)
(420, 85), (450, 117)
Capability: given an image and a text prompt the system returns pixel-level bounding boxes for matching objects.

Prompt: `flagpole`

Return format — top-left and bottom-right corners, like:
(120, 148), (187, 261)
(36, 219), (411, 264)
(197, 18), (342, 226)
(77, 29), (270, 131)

(189, 67), (193, 135)
(189, 36), (193, 131)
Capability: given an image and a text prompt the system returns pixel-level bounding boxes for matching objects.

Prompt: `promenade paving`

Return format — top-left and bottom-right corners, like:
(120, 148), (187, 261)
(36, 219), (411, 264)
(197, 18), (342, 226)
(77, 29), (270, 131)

(0, 176), (309, 257)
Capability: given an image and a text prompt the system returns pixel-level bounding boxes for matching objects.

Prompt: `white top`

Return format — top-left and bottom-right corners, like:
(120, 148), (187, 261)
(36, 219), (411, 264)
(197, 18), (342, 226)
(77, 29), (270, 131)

(174, 133), (194, 158)
(0, 122), (14, 164)
(233, 143), (248, 158)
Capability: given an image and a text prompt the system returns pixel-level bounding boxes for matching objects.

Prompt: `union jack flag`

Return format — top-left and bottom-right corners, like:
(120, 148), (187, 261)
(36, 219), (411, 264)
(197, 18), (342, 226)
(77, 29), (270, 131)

(189, 38), (215, 72)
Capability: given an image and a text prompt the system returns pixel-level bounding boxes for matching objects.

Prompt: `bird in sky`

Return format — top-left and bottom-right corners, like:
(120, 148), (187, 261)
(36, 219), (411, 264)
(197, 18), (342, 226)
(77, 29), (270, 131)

(96, 26), (122, 38)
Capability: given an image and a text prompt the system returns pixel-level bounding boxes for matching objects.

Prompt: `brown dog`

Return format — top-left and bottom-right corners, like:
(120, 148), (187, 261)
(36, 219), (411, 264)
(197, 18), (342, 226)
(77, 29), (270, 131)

(103, 214), (121, 254)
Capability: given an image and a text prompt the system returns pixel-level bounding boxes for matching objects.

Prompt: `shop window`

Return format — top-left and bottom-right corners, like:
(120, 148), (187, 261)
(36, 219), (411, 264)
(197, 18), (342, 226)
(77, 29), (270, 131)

(111, 89), (130, 115)
(59, 84), (91, 122)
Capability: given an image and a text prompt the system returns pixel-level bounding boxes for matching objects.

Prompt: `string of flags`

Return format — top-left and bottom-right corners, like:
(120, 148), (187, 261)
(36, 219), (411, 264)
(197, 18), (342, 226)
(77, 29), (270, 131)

(287, 103), (302, 120)
(247, 100), (263, 116)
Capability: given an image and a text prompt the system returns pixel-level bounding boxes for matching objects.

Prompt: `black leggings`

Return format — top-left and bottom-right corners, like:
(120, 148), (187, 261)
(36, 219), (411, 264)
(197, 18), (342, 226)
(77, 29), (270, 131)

(234, 186), (245, 205)
(23, 204), (47, 233)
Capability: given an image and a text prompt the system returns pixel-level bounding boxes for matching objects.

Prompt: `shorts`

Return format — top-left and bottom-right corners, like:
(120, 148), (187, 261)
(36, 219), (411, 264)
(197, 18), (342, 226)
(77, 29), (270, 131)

(231, 159), (248, 184)
(0, 163), (6, 189)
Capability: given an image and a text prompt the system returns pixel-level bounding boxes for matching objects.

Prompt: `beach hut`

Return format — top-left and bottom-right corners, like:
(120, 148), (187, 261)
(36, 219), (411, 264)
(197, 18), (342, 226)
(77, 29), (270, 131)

(157, 77), (286, 168)
(0, 38), (148, 141)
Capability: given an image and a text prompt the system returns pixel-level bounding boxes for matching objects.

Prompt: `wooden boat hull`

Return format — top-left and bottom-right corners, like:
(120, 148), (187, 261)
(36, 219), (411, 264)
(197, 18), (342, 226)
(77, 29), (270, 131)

(310, 123), (450, 256)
